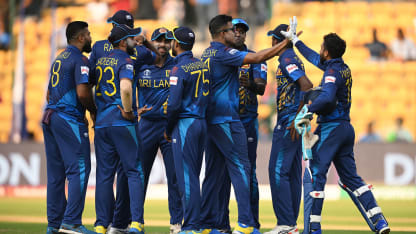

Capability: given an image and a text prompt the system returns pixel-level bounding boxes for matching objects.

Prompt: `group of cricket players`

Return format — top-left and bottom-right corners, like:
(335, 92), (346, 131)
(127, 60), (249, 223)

(42, 8), (390, 234)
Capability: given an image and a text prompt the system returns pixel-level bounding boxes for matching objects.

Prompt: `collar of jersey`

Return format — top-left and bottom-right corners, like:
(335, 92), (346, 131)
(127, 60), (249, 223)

(324, 57), (344, 66)
(67, 45), (82, 54)
(175, 51), (193, 61)
(210, 41), (226, 49)
(278, 48), (295, 63)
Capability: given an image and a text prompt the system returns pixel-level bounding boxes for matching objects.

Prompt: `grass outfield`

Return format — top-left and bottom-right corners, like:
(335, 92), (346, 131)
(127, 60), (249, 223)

(0, 198), (415, 233)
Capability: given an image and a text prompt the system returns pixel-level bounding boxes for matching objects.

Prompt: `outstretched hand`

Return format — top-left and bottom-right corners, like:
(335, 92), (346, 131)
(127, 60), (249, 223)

(280, 16), (301, 45)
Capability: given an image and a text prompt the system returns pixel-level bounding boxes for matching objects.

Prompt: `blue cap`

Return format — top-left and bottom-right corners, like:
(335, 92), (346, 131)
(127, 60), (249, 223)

(167, 26), (195, 45)
(108, 24), (141, 44)
(232, 18), (249, 32)
(151, 27), (171, 41)
(107, 10), (134, 28)
(267, 24), (288, 42)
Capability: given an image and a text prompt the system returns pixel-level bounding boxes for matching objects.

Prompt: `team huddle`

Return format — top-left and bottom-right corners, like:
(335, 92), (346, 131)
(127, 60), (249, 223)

(42, 9), (391, 234)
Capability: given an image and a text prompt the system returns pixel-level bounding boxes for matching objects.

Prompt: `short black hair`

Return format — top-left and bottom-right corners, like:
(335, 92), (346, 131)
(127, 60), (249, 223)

(209, 14), (232, 37)
(323, 33), (346, 59)
(178, 42), (193, 51)
(66, 21), (88, 44)
(108, 33), (121, 48)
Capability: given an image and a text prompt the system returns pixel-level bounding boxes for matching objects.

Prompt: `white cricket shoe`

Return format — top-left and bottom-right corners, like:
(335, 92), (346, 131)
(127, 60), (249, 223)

(107, 226), (129, 234)
(170, 223), (182, 234)
(263, 225), (299, 234)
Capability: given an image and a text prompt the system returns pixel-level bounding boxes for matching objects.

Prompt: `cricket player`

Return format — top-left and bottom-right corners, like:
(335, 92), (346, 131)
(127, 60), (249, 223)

(199, 14), (292, 234)
(43, 21), (96, 234)
(93, 24), (146, 234)
(90, 10), (155, 234)
(264, 24), (313, 234)
(163, 26), (209, 233)
(137, 27), (183, 233)
(282, 16), (390, 234)
(217, 18), (268, 232)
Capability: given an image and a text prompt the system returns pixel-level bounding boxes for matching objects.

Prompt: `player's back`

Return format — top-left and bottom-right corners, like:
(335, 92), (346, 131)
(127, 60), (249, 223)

(46, 45), (90, 123)
(201, 41), (247, 124)
(94, 49), (136, 128)
(275, 48), (305, 122)
(317, 58), (352, 123)
(172, 51), (209, 119)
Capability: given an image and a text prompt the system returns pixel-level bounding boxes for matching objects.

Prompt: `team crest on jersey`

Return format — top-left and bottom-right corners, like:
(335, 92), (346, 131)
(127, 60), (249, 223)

(276, 68), (283, 76)
(143, 69), (152, 78)
(284, 58), (291, 63)
(241, 64), (250, 69)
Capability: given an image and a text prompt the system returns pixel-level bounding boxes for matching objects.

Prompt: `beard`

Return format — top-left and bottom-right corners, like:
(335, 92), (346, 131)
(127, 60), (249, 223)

(127, 45), (135, 55)
(172, 47), (177, 56)
(82, 40), (92, 53)
(234, 39), (244, 49)
(158, 46), (169, 57)
(320, 53), (325, 64)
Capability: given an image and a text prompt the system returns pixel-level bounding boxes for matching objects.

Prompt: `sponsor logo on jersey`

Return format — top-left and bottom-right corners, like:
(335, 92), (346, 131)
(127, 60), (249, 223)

(126, 64), (134, 71)
(261, 64), (267, 72)
(170, 76), (178, 85)
(81, 66), (89, 75)
(286, 64), (298, 74)
(325, 76), (336, 83)
(229, 49), (239, 55)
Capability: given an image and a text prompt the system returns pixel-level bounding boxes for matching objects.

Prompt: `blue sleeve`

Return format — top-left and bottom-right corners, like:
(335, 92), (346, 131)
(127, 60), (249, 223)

(308, 70), (340, 113)
(295, 41), (326, 71)
(75, 57), (90, 85)
(89, 43), (98, 84)
(281, 58), (305, 82)
(135, 45), (156, 66)
(166, 67), (185, 135)
(119, 62), (135, 80)
(252, 62), (267, 82)
(218, 48), (248, 67)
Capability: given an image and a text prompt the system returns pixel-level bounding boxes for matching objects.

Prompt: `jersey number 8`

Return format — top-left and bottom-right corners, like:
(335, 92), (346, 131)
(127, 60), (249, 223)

(51, 60), (61, 87)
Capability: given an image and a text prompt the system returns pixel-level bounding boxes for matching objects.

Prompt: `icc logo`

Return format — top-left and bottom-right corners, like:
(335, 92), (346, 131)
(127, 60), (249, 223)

(143, 69), (151, 78)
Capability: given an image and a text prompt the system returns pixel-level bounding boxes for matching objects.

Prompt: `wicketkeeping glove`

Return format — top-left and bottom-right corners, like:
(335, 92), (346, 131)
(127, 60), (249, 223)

(294, 104), (313, 134)
(280, 16), (300, 45)
(301, 127), (319, 160)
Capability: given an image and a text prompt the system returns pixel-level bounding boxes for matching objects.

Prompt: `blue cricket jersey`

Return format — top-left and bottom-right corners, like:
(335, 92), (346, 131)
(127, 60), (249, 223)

(275, 48), (306, 122)
(137, 54), (176, 119)
(201, 41), (248, 124)
(90, 39), (155, 117)
(295, 41), (351, 123)
(89, 39), (155, 83)
(166, 51), (210, 135)
(94, 49), (137, 128)
(238, 46), (267, 125)
(46, 45), (90, 124)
